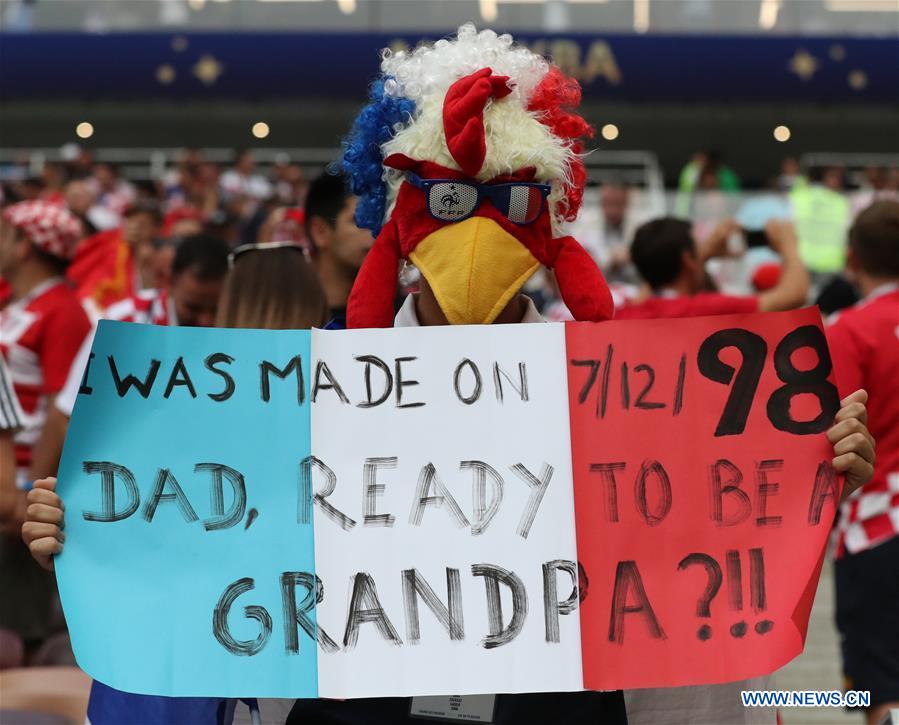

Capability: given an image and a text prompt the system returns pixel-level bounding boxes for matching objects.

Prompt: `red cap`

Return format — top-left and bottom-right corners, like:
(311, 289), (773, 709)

(283, 208), (305, 225)
(162, 206), (205, 238)
(751, 262), (782, 292)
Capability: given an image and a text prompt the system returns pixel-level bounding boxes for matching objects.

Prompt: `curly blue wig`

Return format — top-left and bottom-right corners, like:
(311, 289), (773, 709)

(340, 78), (416, 235)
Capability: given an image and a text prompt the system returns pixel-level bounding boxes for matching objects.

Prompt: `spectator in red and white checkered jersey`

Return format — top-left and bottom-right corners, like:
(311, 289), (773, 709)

(829, 204), (899, 556)
(0, 199), (90, 655)
(30, 234), (230, 480)
(0, 200), (91, 486)
(826, 200), (899, 725)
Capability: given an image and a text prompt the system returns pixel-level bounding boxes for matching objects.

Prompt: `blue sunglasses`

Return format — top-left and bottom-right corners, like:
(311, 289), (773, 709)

(406, 173), (551, 226)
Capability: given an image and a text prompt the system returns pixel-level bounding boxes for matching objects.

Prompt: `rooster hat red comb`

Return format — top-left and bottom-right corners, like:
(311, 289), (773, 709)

(342, 24), (612, 328)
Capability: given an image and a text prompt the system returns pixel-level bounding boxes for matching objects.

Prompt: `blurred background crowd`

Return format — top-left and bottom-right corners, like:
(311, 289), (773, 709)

(3, 143), (897, 314)
(0, 1), (897, 724)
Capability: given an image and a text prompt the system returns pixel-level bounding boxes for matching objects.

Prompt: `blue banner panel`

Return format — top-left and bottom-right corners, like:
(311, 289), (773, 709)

(0, 31), (895, 103)
(56, 321), (317, 698)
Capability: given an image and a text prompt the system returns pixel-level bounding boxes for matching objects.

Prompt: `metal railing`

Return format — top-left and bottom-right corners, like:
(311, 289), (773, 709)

(0, 146), (665, 192)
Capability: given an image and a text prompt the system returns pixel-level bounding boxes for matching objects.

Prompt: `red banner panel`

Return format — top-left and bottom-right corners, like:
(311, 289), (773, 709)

(566, 307), (840, 690)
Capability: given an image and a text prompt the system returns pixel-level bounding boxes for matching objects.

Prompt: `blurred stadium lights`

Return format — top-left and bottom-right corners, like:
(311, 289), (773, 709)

(479, 0), (498, 22)
(759, 0), (781, 30)
(601, 123), (619, 141)
(633, 0), (649, 33)
(773, 125), (791, 142)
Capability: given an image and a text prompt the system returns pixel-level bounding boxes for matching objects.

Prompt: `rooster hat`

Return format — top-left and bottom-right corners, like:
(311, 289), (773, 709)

(342, 24), (613, 328)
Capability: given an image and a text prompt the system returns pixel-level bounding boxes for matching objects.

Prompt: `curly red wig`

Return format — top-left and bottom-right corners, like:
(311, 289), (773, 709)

(527, 66), (594, 222)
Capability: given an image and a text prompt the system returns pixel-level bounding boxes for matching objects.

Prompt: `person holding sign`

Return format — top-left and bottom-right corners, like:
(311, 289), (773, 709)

(291, 24), (623, 724)
(312, 25), (870, 725)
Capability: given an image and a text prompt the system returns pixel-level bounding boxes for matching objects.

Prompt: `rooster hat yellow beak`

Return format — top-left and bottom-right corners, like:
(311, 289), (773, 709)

(410, 216), (540, 325)
(343, 27), (615, 329)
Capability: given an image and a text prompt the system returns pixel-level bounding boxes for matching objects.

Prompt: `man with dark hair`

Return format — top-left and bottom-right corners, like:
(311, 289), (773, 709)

(628, 217), (696, 289)
(846, 199), (899, 278)
(304, 172), (373, 325)
(157, 233), (229, 327)
(826, 200), (899, 725)
(30, 233), (230, 481)
(619, 216), (809, 319)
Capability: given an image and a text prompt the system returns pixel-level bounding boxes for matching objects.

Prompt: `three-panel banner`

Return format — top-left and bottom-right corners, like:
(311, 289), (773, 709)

(56, 308), (841, 698)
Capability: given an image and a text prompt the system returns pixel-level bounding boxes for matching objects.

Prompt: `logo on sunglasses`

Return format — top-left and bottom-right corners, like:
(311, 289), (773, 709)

(411, 173), (550, 225)
(440, 187), (462, 213)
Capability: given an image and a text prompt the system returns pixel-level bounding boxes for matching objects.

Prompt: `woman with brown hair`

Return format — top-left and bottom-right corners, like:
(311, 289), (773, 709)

(219, 239), (329, 725)
(217, 241), (328, 330)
